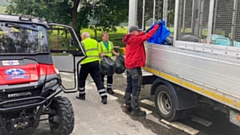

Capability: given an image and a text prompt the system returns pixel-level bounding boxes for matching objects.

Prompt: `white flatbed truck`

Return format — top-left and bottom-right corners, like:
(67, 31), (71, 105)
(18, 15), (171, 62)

(135, 0), (240, 127)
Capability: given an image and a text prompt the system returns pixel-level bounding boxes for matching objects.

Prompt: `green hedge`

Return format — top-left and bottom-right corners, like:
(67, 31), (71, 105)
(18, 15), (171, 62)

(81, 27), (128, 47)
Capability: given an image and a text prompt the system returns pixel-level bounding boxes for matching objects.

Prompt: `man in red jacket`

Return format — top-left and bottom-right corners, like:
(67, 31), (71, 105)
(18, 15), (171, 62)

(122, 21), (161, 116)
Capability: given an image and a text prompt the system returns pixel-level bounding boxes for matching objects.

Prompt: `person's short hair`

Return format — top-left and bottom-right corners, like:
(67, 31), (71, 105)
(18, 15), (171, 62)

(81, 32), (90, 38)
(129, 25), (142, 33)
(102, 32), (108, 37)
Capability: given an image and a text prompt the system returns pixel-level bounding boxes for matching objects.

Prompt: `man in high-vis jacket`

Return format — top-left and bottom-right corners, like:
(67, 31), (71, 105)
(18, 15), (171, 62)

(99, 32), (119, 95)
(76, 32), (107, 104)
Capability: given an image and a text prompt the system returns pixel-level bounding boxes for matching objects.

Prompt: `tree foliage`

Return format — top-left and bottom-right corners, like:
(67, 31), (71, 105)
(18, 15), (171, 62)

(6, 0), (128, 39)
(85, 0), (128, 38)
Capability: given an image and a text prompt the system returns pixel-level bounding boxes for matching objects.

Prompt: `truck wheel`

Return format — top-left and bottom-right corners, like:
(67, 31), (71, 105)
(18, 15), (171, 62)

(155, 85), (182, 121)
(49, 96), (74, 135)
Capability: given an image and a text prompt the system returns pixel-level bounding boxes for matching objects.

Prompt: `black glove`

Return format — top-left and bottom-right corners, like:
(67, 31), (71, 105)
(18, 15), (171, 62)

(158, 20), (162, 26)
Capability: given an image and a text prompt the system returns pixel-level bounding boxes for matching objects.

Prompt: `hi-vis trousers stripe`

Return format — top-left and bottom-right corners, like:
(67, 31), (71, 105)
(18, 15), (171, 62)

(98, 89), (107, 97)
(79, 87), (85, 94)
(107, 83), (112, 88)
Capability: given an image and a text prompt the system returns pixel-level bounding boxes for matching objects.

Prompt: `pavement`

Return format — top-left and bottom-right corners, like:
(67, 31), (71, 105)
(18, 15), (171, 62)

(33, 70), (240, 135)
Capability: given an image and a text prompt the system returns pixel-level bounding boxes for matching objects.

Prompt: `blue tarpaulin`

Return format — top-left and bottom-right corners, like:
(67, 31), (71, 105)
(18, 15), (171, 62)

(147, 20), (171, 44)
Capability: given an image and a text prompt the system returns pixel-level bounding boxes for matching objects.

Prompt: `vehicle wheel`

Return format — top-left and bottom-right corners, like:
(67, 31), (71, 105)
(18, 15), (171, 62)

(155, 85), (182, 121)
(49, 96), (74, 135)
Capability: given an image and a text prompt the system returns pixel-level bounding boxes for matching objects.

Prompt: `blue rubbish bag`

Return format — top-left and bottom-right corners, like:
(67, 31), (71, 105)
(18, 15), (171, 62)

(147, 20), (171, 44)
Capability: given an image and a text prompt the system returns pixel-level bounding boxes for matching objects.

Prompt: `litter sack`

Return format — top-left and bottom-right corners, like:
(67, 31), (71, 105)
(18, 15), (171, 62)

(147, 20), (171, 44)
(114, 55), (126, 74)
(100, 56), (115, 76)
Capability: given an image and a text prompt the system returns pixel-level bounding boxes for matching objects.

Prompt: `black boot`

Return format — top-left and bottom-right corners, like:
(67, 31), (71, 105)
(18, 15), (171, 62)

(101, 96), (107, 104)
(122, 104), (132, 113)
(76, 94), (85, 100)
(131, 108), (146, 116)
(107, 88), (114, 95)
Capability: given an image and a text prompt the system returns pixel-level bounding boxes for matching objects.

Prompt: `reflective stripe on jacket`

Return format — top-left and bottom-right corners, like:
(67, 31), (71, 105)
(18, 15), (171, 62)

(81, 38), (100, 65)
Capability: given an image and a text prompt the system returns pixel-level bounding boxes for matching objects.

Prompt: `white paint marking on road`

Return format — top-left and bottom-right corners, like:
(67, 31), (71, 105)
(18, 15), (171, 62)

(113, 89), (125, 96)
(107, 94), (118, 100)
(122, 74), (127, 78)
(146, 114), (170, 129)
(161, 119), (199, 135)
(140, 99), (155, 107)
(60, 72), (72, 76)
(140, 107), (152, 115)
(191, 116), (212, 127)
(61, 77), (72, 82)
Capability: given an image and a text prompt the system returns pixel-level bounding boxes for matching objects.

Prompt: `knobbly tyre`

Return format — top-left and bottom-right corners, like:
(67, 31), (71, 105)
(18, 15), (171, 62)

(0, 14), (85, 135)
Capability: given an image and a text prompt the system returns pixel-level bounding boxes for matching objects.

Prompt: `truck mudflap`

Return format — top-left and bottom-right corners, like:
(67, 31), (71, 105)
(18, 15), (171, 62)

(0, 89), (62, 112)
(229, 110), (240, 127)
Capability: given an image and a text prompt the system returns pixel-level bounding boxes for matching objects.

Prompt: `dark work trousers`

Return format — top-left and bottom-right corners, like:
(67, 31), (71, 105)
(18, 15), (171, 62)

(101, 73), (113, 89)
(78, 61), (107, 98)
(123, 67), (143, 110)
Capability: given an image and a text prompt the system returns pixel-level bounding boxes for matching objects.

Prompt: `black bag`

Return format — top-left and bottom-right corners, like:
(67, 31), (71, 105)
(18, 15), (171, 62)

(114, 54), (126, 74)
(100, 56), (115, 76)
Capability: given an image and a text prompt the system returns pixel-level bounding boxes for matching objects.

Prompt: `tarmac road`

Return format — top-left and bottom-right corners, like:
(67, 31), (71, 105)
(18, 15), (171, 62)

(33, 71), (240, 135)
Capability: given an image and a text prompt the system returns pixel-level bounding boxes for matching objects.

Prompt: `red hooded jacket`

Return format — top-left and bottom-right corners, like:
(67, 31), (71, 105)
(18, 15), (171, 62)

(122, 25), (159, 69)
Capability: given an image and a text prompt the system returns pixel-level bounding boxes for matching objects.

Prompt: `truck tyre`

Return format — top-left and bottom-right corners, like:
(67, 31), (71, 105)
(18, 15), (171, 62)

(49, 96), (74, 135)
(155, 85), (183, 121)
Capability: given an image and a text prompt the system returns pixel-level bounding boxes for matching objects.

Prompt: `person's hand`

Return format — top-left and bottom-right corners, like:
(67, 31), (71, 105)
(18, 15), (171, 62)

(157, 20), (162, 26)
(145, 27), (151, 33)
(100, 53), (105, 57)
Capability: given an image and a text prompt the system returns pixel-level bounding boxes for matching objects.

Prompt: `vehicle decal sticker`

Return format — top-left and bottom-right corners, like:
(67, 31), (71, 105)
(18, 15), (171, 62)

(2, 60), (19, 66)
(5, 68), (28, 80)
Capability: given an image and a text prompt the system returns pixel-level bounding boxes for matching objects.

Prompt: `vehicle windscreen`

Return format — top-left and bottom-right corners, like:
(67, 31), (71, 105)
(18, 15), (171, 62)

(0, 22), (49, 54)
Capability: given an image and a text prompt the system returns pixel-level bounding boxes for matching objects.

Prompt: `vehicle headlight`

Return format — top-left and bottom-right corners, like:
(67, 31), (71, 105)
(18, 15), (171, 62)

(44, 79), (58, 90)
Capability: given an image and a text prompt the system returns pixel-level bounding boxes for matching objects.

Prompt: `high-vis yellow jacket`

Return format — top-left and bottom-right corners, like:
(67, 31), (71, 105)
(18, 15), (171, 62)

(81, 38), (100, 65)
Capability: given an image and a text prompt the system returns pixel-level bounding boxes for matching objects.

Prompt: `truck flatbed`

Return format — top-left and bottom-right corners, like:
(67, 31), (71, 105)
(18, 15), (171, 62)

(143, 43), (240, 111)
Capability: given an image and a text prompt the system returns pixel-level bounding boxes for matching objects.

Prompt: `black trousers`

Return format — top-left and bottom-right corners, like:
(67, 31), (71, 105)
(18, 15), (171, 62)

(101, 73), (113, 89)
(123, 67), (143, 110)
(78, 61), (107, 98)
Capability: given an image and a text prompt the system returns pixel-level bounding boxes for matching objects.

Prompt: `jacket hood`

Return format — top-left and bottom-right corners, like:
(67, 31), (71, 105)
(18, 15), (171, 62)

(122, 32), (145, 44)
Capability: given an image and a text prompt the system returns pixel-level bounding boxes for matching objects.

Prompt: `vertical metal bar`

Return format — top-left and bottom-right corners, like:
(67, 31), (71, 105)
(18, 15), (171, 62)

(207, 0), (215, 44)
(191, 0), (195, 33)
(213, 0), (218, 34)
(178, 0), (183, 37)
(153, 0), (156, 24)
(198, 0), (204, 39)
(173, 0), (180, 44)
(166, 0), (169, 26)
(142, 0), (146, 30)
(128, 0), (138, 29)
(231, 0), (238, 47)
(182, 0), (186, 34)
(163, 0), (168, 26)
(163, 0), (166, 22)
(194, 0), (201, 36)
